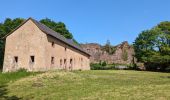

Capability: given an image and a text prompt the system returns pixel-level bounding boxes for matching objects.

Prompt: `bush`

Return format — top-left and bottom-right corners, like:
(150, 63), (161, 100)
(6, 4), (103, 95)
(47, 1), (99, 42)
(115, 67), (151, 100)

(127, 63), (137, 70)
(101, 61), (107, 66)
(90, 62), (138, 70)
(90, 63), (103, 70)
(90, 62), (115, 70)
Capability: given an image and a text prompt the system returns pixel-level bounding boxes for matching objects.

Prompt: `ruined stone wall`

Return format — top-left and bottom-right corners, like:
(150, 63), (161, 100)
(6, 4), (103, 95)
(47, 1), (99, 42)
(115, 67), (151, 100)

(81, 41), (135, 64)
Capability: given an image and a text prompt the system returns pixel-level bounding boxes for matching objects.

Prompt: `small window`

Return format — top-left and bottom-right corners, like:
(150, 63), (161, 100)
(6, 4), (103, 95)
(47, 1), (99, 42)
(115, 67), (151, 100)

(14, 56), (18, 63)
(64, 59), (67, 69)
(70, 59), (73, 64)
(87, 49), (90, 52)
(52, 42), (55, 47)
(51, 57), (54, 64)
(65, 47), (67, 51)
(60, 59), (62, 66)
(64, 59), (67, 64)
(30, 56), (34, 63)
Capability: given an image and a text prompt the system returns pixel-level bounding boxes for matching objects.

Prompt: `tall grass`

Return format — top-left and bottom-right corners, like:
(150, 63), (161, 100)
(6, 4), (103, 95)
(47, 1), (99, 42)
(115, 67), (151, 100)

(0, 69), (40, 85)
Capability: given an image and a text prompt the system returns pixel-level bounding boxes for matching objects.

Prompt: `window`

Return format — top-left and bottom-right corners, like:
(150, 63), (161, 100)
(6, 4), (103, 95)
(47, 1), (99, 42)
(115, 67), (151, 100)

(60, 59), (62, 67)
(64, 59), (67, 69)
(14, 56), (18, 63)
(70, 59), (73, 65)
(30, 56), (34, 63)
(69, 59), (73, 70)
(87, 49), (90, 52)
(65, 47), (67, 51)
(52, 42), (55, 47)
(64, 59), (66, 64)
(51, 57), (54, 64)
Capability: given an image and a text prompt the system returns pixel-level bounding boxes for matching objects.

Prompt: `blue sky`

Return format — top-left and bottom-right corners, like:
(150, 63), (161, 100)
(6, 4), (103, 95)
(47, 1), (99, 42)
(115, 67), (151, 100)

(0, 0), (170, 45)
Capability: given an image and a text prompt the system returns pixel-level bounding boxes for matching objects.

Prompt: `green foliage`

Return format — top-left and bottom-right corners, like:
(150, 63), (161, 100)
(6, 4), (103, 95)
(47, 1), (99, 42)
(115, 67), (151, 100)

(90, 63), (103, 70)
(90, 63), (116, 70)
(101, 61), (107, 66)
(40, 18), (73, 39)
(91, 61), (137, 70)
(133, 21), (170, 71)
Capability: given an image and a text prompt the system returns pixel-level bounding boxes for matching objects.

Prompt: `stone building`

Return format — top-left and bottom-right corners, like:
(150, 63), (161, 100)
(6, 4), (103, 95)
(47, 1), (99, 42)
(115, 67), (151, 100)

(81, 41), (135, 64)
(3, 18), (90, 72)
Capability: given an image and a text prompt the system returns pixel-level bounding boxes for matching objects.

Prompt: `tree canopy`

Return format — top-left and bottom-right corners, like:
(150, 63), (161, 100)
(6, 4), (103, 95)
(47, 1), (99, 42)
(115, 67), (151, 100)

(0, 18), (77, 69)
(133, 21), (170, 71)
(40, 18), (73, 39)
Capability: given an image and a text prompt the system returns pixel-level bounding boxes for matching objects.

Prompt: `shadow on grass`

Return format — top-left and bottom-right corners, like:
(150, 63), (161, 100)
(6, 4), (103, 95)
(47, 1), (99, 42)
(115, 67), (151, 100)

(0, 85), (22, 100)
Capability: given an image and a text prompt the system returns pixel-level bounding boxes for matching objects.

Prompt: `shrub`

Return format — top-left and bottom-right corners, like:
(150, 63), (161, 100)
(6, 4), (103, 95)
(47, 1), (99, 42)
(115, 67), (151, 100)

(101, 61), (107, 66)
(90, 62), (115, 70)
(90, 63), (103, 70)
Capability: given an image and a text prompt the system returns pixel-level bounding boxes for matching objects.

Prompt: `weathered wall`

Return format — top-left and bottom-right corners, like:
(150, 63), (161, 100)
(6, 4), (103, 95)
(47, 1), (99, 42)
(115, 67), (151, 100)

(44, 35), (90, 70)
(3, 20), (47, 72)
(81, 41), (135, 64)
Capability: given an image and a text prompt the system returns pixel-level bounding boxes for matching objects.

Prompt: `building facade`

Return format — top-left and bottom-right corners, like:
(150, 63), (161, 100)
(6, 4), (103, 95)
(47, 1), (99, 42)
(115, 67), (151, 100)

(3, 18), (90, 72)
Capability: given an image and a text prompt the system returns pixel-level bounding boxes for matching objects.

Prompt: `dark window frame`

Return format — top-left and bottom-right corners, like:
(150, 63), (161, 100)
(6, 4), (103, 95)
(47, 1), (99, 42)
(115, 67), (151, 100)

(14, 56), (18, 63)
(60, 59), (62, 66)
(52, 42), (55, 47)
(30, 56), (35, 63)
(65, 47), (67, 51)
(51, 57), (54, 64)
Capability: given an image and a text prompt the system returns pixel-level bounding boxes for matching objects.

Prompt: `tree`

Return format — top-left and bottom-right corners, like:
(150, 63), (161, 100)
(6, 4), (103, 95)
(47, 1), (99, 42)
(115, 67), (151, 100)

(40, 18), (73, 39)
(133, 22), (170, 71)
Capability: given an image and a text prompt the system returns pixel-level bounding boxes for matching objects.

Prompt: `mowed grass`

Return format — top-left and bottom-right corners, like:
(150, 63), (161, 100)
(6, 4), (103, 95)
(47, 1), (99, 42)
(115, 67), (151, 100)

(1, 70), (170, 100)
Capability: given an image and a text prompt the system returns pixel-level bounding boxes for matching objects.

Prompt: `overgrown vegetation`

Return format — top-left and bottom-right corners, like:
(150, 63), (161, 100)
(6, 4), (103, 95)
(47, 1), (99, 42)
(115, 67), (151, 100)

(133, 21), (170, 71)
(0, 18), (77, 69)
(2, 70), (170, 99)
(90, 62), (136, 70)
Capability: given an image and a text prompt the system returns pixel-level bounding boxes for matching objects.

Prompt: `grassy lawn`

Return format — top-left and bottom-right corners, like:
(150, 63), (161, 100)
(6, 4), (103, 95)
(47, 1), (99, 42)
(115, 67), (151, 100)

(1, 70), (170, 100)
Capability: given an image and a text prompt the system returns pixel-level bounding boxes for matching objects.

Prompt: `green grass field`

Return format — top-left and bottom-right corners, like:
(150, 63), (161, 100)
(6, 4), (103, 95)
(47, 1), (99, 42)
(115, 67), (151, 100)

(1, 70), (170, 100)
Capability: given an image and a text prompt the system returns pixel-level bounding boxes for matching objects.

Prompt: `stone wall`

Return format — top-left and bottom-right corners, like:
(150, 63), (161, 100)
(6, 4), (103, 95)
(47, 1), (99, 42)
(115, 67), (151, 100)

(81, 41), (135, 64)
